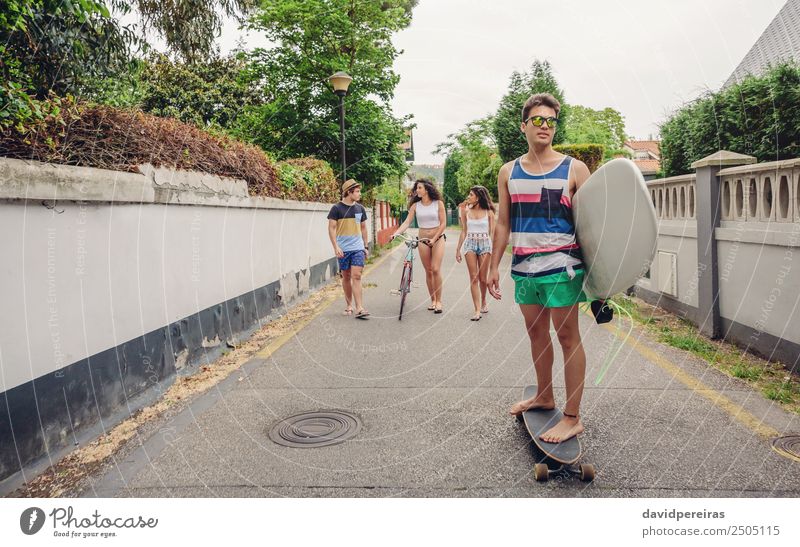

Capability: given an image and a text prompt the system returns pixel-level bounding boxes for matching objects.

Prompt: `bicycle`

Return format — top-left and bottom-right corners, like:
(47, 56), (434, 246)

(392, 234), (429, 320)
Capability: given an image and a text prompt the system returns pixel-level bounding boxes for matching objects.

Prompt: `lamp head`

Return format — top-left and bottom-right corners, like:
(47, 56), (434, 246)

(329, 71), (353, 96)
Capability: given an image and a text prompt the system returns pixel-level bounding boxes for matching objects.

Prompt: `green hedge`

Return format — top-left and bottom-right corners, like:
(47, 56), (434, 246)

(553, 143), (605, 172)
(0, 98), (340, 202)
(274, 157), (340, 203)
(660, 62), (800, 176)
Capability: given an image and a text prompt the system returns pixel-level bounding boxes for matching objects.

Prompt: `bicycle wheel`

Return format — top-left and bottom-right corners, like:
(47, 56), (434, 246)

(398, 262), (412, 320)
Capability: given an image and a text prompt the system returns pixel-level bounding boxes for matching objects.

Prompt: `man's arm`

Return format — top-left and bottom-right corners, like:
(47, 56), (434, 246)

(570, 159), (591, 198)
(360, 220), (369, 255)
(328, 219), (344, 258)
(488, 162), (513, 299)
(490, 162), (512, 272)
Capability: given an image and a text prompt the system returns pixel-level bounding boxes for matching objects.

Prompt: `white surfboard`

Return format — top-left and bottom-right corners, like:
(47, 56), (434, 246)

(573, 158), (658, 299)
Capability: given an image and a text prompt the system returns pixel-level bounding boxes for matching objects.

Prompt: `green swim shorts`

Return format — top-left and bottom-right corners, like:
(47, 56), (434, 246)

(512, 268), (588, 308)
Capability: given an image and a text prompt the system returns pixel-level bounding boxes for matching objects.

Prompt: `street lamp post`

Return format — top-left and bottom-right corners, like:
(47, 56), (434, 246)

(328, 71), (353, 182)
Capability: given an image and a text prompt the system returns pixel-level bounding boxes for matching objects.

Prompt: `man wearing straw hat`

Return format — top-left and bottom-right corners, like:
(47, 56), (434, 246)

(327, 179), (370, 319)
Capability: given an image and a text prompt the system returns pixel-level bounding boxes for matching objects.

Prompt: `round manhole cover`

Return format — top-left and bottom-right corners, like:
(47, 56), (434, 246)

(269, 411), (361, 448)
(772, 435), (800, 463)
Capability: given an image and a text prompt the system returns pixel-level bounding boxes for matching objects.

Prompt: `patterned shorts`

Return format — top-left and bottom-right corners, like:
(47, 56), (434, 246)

(338, 250), (365, 271)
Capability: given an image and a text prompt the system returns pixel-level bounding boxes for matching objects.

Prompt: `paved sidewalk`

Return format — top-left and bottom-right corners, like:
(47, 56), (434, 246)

(82, 231), (800, 497)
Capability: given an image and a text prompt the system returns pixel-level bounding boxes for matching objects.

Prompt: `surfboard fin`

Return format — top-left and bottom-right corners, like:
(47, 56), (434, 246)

(591, 299), (614, 324)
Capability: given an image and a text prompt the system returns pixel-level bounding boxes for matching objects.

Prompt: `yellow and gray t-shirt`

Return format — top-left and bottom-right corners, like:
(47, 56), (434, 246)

(327, 202), (368, 252)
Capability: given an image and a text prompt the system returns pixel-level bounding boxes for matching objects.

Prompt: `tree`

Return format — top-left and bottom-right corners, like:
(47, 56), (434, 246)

(0, 0), (137, 127)
(138, 53), (261, 129)
(124, 0), (257, 63)
(564, 105), (627, 160)
(492, 60), (567, 163)
(457, 141), (502, 200)
(442, 150), (462, 209)
(240, 0), (418, 187)
(435, 116), (502, 201)
(0, 1), (263, 128)
(659, 63), (800, 176)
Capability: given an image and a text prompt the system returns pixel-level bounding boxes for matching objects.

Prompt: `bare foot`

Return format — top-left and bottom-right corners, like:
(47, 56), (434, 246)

(509, 394), (555, 417)
(539, 415), (584, 444)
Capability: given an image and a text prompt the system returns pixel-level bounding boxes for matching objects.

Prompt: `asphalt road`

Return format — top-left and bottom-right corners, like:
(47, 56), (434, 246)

(82, 230), (800, 497)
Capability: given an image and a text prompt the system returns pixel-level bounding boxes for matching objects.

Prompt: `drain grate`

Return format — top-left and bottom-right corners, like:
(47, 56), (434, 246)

(269, 411), (361, 448)
(772, 435), (800, 463)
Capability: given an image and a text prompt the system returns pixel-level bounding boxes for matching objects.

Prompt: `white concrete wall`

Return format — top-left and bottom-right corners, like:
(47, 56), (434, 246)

(717, 222), (800, 345)
(635, 220), (700, 309)
(0, 158), (358, 392)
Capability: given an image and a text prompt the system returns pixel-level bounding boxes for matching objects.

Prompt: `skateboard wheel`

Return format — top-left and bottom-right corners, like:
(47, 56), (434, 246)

(515, 414), (524, 423)
(579, 464), (595, 482)
(534, 463), (549, 482)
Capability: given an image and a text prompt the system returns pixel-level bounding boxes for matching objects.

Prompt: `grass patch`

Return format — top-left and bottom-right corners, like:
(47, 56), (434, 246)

(615, 295), (800, 415)
(615, 296), (657, 325)
(657, 330), (717, 360)
(731, 361), (763, 381)
(764, 382), (799, 404)
(365, 237), (402, 266)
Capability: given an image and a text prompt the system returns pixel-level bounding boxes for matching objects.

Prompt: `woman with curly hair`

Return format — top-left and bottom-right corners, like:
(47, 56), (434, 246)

(392, 178), (447, 313)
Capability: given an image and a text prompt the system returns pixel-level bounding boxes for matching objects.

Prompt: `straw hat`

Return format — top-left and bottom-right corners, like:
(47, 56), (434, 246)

(342, 178), (361, 195)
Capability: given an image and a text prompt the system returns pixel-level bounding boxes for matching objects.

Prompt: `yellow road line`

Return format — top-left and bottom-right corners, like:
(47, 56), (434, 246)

(591, 310), (780, 440)
(255, 244), (400, 359)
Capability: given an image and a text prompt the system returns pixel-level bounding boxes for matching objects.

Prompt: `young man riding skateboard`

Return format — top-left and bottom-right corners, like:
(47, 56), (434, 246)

(488, 93), (591, 443)
(327, 179), (370, 319)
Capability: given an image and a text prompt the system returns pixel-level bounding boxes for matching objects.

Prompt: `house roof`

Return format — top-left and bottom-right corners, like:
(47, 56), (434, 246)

(624, 140), (661, 158)
(725, 0), (800, 88)
(633, 159), (661, 175)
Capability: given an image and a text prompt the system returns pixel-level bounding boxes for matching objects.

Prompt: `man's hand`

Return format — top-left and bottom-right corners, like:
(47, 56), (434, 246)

(334, 245), (344, 258)
(488, 267), (502, 300)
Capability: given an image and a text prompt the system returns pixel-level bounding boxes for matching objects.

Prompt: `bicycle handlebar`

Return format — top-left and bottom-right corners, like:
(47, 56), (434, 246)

(393, 233), (431, 245)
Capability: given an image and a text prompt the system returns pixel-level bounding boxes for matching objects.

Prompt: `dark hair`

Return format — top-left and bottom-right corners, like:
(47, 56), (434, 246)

(468, 185), (496, 213)
(408, 178), (442, 207)
(522, 93), (561, 122)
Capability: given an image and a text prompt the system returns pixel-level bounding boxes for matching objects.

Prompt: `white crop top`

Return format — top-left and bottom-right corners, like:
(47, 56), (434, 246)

(415, 200), (440, 229)
(466, 214), (490, 234)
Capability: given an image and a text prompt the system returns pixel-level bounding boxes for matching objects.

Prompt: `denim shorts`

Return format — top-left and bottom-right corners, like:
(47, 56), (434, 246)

(462, 235), (492, 256)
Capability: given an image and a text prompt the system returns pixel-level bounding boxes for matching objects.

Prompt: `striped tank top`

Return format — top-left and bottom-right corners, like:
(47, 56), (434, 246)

(509, 155), (584, 278)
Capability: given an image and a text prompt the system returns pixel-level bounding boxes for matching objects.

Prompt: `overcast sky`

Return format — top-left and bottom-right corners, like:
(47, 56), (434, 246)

(217, 0), (785, 165)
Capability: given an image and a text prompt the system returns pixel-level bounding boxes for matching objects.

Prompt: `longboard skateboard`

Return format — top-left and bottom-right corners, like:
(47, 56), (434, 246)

(517, 385), (595, 482)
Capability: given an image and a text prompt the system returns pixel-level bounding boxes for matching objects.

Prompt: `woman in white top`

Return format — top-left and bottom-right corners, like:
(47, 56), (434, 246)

(456, 186), (495, 321)
(393, 178), (447, 313)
